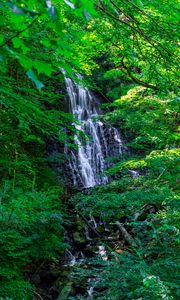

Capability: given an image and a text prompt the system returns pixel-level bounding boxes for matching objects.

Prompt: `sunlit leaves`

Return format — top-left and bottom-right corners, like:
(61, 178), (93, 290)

(64, 0), (96, 18)
(33, 60), (54, 76)
(12, 37), (30, 53)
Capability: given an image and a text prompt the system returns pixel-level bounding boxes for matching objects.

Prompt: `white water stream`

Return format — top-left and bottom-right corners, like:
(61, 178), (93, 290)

(65, 78), (123, 188)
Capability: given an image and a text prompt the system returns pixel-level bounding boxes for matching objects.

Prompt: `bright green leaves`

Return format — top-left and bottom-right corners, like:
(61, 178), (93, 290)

(79, 0), (95, 14)
(92, 0), (179, 91)
(12, 37), (30, 54)
(64, 0), (96, 18)
(107, 159), (147, 176)
(78, 0), (96, 19)
(1, 0), (179, 93)
(26, 69), (44, 90)
(41, 39), (51, 47)
(26, 61), (54, 88)
(18, 56), (33, 70)
(12, 37), (23, 48)
(0, 1), (61, 89)
(33, 60), (54, 76)
(0, 185), (65, 299)
(104, 87), (179, 152)
(1, 0), (97, 91)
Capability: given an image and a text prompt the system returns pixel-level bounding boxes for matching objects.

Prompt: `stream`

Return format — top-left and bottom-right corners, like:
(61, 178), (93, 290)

(64, 77), (124, 189)
(58, 78), (126, 299)
(31, 78), (134, 299)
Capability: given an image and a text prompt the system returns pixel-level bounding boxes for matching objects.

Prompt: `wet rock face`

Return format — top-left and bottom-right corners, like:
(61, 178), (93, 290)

(57, 213), (126, 299)
(64, 77), (127, 189)
(46, 76), (129, 189)
(45, 76), (74, 186)
(46, 139), (72, 186)
(27, 210), (139, 299)
(72, 231), (86, 245)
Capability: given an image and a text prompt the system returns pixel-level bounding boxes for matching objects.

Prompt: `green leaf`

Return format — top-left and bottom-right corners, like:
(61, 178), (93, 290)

(80, 0), (95, 14)
(19, 56), (33, 70)
(41, 39), (51, 47)
(34, 61), (54, 76)
(12, 37), (23, 48)
(0, 34), (4, 44)
(26, 69), (44, 90)
(11, 38), (30, 54)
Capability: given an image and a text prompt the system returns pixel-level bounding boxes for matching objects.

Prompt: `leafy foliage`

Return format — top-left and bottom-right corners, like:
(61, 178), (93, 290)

(0, 185), (64, 299)
(71, 89), (180, 299)
(0, 2), (79, 297)
(104, 87), (179, 152)
(0, 0), (179, 299)
(0, 71), (70, 298)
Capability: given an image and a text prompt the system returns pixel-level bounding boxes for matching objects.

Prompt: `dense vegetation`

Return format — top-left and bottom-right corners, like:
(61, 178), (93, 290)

(0, 0), (179, 299)
(73, 88), (179, 299)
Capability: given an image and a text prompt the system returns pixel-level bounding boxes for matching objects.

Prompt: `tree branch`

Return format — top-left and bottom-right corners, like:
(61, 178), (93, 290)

(122, 0), (172, 34)
(111, 42), (159, 90)
(76, 210), (101, 238)
(0, 16), (39, 49)
(121, 61), (159, 90)
(96, 2), (174, 58)
(116, 221), (138, 247)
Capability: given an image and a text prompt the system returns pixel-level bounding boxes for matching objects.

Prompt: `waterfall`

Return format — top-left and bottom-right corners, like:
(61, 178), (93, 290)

(65, 77), (123, 189)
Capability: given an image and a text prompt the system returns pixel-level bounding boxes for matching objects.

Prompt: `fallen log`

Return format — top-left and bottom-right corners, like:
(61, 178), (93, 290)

(76, 210), (101, 238)
(133, 204), (156, 221)
(116, 221), (138, 247)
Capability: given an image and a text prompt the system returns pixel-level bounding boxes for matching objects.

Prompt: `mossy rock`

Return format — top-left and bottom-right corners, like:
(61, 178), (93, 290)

(73, 232), (86, 244)
(57, 282), (72, 300)
(76, 219), (86, 231)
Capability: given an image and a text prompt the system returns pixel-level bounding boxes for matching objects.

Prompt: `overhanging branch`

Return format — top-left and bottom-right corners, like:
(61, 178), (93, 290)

(121, 61), (159, 90)
(0, 16), (39, 49)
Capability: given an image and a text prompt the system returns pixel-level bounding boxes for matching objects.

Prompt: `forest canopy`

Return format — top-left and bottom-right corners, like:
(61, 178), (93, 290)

(0, 1), (179, 299)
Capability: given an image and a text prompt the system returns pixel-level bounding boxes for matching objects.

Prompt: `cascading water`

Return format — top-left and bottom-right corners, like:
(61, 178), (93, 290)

(65, 77), (123, 189)
(43, 78), (135, 299)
